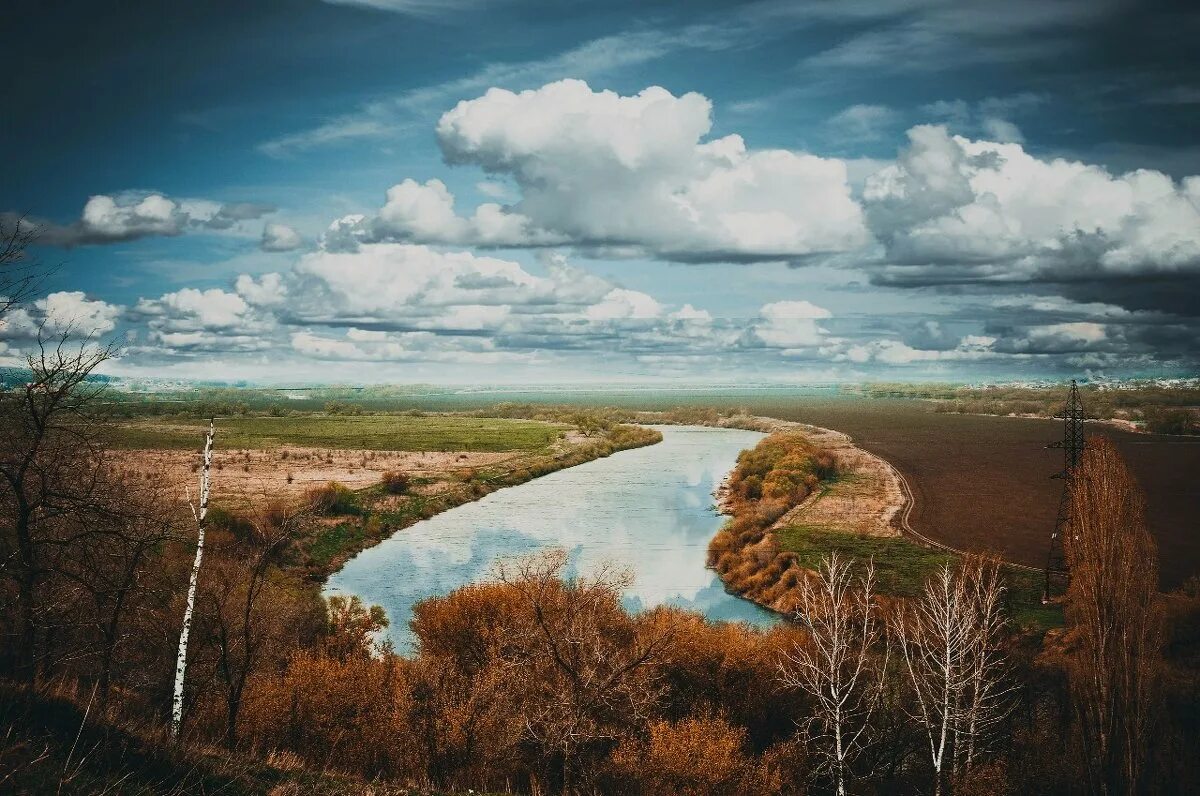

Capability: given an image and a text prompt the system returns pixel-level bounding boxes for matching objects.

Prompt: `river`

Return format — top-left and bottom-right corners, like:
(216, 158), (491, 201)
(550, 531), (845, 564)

(325, 425), (779, 652)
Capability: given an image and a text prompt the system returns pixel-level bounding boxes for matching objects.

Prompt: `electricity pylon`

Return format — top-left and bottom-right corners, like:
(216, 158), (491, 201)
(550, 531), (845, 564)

(1043, 379), (1086, 603)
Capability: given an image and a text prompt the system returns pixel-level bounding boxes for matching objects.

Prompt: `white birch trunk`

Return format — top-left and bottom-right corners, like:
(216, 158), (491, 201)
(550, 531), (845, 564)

(170, 419), (214, 740)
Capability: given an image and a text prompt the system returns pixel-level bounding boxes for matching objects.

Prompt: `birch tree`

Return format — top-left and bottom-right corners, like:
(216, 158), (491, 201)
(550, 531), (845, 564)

(779, 553), (885, 796)
(891, 558), (1012, 795)
(171, 419), (213, 740)
(957, 556), (1014, 772)
(892, 564), (969, 795)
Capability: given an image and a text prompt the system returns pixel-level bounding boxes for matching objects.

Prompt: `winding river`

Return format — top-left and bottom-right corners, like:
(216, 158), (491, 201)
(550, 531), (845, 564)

(325, 425), (778, 652)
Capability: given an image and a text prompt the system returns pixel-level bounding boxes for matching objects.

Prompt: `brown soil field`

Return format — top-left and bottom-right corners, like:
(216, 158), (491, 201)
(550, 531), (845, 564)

(746, 398), (1200, 589)
(114, 446), (518, 508)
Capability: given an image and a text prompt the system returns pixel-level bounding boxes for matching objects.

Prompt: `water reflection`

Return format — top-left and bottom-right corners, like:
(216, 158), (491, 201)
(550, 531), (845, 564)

(325, 426), (779, 653)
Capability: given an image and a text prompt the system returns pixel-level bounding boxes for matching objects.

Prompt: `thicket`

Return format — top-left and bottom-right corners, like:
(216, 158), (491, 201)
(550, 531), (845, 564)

(708, 432), (839, 611)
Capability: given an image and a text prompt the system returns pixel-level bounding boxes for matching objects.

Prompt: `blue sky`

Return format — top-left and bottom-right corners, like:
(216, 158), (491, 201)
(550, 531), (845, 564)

(2, 0), (1198, 384)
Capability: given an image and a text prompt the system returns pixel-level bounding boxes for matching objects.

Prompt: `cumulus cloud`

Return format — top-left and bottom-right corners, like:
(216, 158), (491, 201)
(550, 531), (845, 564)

(284, 243), (611, 331)
(261, 223), (304, 252)
(863, 125), (1200, 284)
(0, 291), (123, 340)
(748, 300), (833, 348)
(9, 192), (276, 247)
(291, 328), (535, 365)
(335, 80), (868, 262)
(132, 287), (276, 352)
(235, 273), (289, 307)
(114, 243), (743, 371)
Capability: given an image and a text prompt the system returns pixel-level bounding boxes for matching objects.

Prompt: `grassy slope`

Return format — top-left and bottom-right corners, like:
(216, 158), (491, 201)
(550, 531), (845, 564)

(108, 414), (567, 452)
(776, 524), (1063, 630)
(0, 683), (474, 795)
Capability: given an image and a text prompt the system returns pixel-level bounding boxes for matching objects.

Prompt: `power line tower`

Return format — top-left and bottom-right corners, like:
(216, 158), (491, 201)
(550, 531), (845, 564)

(1043, 379), (1087, 603)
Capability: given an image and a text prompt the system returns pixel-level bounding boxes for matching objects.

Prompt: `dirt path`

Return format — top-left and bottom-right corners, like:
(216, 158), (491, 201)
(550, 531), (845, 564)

(695, 413), (907, 540)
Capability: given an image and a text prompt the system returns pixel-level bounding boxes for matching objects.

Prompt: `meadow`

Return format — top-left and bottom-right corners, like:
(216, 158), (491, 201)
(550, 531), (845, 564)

(107, 414), (568, 452)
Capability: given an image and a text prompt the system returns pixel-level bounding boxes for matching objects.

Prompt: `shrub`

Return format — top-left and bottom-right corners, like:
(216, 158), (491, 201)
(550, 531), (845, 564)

(306, 482), (359, 515)
(381, 470), (409, 494)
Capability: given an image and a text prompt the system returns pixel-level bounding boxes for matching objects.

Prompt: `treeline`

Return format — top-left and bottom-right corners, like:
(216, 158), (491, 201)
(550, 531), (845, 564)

(858, 382), (1200, 434)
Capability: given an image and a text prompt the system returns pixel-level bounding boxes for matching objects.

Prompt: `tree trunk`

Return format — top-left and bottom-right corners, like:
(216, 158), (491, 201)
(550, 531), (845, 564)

(170, 419), (214, 740)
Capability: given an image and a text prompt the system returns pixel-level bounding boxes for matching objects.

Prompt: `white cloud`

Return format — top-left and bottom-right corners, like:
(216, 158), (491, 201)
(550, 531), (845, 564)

(36, 291), (122, 335)
(261, 223), (304, 252)
(235, 273), (289, 307)
(476, 180), (514, 200)
(12, 192), (275, 247)
(132, 287), (276, 352)
(0, 292), (122, 340)
(584, 289), (663, 322)
(285, 243), (603, 330)
(291, 328), (534, 365)
(339, 80), (868, 262)
(840, 335), (998, 365)
(863, 125), (1200, 282)
(749, 300), (833, 348)
(979, 117), (1024, 144)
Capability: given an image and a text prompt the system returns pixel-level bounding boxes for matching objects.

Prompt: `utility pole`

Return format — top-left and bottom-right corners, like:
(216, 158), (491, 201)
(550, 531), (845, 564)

(1043, 380), (1086, 603)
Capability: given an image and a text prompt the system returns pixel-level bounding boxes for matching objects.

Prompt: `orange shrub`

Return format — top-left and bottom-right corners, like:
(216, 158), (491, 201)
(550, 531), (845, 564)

(607, 715), (779, 796)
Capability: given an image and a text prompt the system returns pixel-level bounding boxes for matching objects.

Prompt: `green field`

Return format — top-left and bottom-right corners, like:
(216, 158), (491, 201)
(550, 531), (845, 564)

(107, 414), (567, 452)
(777, 524), (1063, 630)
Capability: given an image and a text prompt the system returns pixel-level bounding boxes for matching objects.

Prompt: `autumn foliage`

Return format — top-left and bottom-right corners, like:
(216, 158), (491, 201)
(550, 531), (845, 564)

(708, 431), (838, 611)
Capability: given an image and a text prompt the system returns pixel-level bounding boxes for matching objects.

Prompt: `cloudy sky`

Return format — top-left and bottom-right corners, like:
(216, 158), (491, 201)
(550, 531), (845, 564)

(2, 0), (1198, 384)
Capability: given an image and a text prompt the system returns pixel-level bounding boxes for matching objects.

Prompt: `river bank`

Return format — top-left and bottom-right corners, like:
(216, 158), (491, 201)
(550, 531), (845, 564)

(326, 424), (777, 651)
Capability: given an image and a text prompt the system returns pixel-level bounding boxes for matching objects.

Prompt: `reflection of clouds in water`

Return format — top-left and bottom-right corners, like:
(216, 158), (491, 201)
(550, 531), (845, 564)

(326, 426), (777, 653)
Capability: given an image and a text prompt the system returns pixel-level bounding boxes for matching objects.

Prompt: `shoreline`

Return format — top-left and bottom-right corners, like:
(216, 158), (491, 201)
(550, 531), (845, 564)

(701, 414), (906, 615)
(308, 423), (663, 582)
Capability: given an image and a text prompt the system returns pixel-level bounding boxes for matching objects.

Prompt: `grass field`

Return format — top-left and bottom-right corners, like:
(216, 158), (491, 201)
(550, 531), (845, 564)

(108, 414), (567, 452)
(777, 524), (1063, 630)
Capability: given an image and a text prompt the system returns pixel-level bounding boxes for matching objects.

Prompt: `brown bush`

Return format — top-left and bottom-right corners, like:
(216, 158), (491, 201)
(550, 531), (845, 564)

(304, 481), (358, 515)
(607, 716), (779, 796)
(380, 470), (409, 494)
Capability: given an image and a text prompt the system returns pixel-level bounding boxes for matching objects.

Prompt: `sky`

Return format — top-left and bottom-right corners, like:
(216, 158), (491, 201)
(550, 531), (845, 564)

(2, 0), (1198, 385)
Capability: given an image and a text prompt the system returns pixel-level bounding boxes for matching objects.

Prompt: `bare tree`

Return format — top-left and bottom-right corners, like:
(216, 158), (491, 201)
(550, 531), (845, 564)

(892, 564), (969, 795)
(779, 553), (885, 796)
(0, 330), (115, 682)
(202, 500), (307, 749)
(0, 214), (44, 321)
(497, 549), (674, 795)
(50, 469), (181, 707)
(171, 419), (213, 740)
(891, 557), (1013, 796)
(1063, 437), (1161, 796)
(957, 556), (1014, 772)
